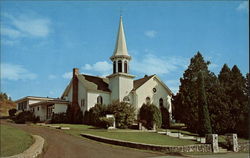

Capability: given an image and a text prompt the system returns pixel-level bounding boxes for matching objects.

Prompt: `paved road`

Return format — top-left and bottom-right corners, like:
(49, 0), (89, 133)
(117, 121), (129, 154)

(1, 121), (168, 158)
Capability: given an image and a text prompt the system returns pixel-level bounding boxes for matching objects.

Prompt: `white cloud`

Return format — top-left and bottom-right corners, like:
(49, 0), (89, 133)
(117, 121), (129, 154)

(1, 63), (37, 81)
(82, 61), (112, 76)
(144, 30), (157, 38)
(237, 1), (248, 11)
(131, 53), (188, 75)
(62, 72), (72, 79)
(1, 12), (51, 40)
(48, 74), (56, 79)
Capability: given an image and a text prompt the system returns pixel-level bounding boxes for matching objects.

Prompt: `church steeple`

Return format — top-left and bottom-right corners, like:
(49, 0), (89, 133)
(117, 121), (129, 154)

(110, 16), (131, 61)
(110, 16), (131, 74)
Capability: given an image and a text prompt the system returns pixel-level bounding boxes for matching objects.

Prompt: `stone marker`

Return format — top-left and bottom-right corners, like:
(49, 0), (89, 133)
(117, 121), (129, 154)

(106, 114), (116, 128)
(206, 134), (219, 153)
(226, 133), (238, 152)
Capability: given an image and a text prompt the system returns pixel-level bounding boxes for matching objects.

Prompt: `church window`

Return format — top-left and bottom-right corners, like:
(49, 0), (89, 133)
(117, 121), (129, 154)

(146, 97), (151, 104)
(124, 61), (128, 73)
(118, 60), (122, 72)
(81, 99), (85, 107)
(97, 96), (103, 105)
(159, 98), (163, 108)
(37, 106), (39, 111)
(153, 88), (157, 93)
(113, 61), (116, 73)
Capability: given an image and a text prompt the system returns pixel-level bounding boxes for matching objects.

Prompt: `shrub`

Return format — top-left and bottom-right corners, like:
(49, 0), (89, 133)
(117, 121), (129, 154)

(139, 103), (162, 129)
(51, 113), (68, 123)
(66, 104), (83, 124)
(99, 117), (114, 128)
(13, 111), (39, 124)
(160, 106), (170, 128)
(8, 108), (17, 117)
(84, 104), (107, 126)
(107, 101), (136, 129)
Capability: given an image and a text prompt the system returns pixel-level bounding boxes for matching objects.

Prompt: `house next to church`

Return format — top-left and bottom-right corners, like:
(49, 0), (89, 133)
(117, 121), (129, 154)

(15, 16), (173, 122)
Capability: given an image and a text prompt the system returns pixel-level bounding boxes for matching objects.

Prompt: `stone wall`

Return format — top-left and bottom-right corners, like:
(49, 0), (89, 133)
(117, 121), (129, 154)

(238, 142), (250, 152)
(81, 133), (212, 153)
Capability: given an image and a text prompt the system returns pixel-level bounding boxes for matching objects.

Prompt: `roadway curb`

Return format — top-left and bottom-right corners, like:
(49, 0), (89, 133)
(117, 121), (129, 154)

(1, 135), (45, 158)
(80, 133), (212, 153)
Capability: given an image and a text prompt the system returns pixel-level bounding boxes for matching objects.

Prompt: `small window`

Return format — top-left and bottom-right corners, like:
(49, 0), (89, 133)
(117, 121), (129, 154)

(118, 60), (122, 73)
(159, 98), (163, 107)
(97, 96), (103, 105)
(124, 61), (128, 73)
(81, 99), (85, 107)
(113, 61), (116, 74)
(37, 106), (39, 111)
(153, 88), (157, 93)
(146, 97), (151, 104)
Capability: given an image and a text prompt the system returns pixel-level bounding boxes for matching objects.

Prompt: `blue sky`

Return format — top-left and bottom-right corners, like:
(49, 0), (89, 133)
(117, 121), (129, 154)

(1, 1), (249, 100)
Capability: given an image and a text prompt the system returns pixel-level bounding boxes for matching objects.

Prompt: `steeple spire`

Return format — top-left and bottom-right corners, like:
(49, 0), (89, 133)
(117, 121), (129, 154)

(110, 16), (131, 60)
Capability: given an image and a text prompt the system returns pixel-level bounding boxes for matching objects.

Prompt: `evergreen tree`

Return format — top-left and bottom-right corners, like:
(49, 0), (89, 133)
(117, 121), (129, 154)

(172, 52), (215, 132)
(197, 71), (212, 136)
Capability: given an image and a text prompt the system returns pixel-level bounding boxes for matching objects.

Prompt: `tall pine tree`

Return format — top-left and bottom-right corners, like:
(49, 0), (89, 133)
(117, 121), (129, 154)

(197, 71), (212, 136)
(173, 52), (216, 132)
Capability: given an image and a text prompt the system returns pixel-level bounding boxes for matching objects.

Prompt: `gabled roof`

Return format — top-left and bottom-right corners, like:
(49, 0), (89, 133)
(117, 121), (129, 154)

(61, 74), (111, 98)
(81, 74), (111, 92)
(133, 75), (173, 96)
(133, 75), (155, 90)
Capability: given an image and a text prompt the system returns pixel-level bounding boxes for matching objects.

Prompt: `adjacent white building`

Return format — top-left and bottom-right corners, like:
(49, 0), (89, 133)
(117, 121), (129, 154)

(15, 16), (173, 122)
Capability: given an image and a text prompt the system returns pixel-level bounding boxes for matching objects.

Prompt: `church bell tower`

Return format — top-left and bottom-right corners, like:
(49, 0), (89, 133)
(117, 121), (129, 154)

(108, 16), (135, 102)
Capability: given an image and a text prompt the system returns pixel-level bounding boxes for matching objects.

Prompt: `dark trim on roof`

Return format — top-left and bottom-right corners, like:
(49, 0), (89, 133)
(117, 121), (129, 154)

(82, 74), (111, 92)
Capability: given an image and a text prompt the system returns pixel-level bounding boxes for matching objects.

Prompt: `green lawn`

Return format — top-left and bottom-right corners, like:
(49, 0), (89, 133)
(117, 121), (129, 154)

(0, 124), (34, 157)
(49, 124), (197, 146)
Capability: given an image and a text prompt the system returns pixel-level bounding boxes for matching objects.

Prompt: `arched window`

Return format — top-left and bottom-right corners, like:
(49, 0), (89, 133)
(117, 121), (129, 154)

(146, 97), (151, 104)
(159, 98), (163, 108)
(113, 61), (116, 74)
(97, 96), (103, 105)
(118, 60), (122, 73)
(124, 61), (128, 73)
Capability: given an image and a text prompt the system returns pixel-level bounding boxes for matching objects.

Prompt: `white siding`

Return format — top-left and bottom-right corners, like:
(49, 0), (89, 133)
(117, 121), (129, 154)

(87, 92), (110, 110)
(135, 77), (172, 115)
(33, 105), (47, 121)
(54, 104), (67, 113)
(109, 74), (133, 102)
(78, 82), (87, 114)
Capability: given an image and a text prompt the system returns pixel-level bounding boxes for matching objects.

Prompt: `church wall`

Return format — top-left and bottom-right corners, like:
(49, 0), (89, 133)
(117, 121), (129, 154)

(87, 91), (110, 110)
(78, 82), (87, 113)
(135, 77), (172, 114)
(118, 76), (133, 101)
(67, 86), (73, 102)
(109, 77), (119, 101)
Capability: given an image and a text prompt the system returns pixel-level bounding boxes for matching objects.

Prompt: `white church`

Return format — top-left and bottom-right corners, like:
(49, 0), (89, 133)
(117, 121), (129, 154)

(15, 16), (173, 122)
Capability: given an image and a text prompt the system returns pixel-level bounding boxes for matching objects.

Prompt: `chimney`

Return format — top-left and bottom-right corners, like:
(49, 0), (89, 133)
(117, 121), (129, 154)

(72, 68), (79, 106)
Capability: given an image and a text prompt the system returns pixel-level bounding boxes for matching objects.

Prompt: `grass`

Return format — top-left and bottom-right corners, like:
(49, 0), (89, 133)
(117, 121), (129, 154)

(218, 135), (249, 143)
(0, 124), (34, 157)
(48, 124), (197, 146)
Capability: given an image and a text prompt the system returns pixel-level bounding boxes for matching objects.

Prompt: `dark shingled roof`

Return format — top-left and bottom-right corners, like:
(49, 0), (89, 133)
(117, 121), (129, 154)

(82, 74), (111, 92)
(133, 75), (154, 90)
